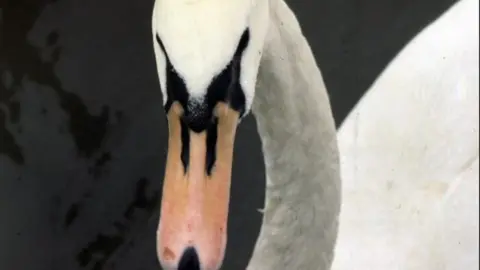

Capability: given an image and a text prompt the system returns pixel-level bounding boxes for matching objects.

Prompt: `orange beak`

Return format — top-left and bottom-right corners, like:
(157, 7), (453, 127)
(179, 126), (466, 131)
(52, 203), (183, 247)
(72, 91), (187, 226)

(157, 101), (239, 270)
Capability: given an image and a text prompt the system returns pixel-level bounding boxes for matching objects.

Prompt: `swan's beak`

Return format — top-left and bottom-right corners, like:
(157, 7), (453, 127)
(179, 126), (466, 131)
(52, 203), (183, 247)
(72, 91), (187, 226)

(157, 102), (239, 270)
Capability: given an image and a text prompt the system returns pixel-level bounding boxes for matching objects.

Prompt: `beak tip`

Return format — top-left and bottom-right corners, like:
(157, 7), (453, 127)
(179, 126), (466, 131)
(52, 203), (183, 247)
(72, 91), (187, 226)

(178, 246), (201, 270)
(157, 245), (201, 270)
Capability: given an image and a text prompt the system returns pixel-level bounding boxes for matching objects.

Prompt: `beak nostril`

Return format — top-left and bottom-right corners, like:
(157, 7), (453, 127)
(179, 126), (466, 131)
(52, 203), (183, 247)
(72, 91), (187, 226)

(178, 247), (201, 270)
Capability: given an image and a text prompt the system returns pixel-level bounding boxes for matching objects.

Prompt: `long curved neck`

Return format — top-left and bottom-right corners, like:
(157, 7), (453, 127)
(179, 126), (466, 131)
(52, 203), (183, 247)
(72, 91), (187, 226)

(247, 1), (341, 269)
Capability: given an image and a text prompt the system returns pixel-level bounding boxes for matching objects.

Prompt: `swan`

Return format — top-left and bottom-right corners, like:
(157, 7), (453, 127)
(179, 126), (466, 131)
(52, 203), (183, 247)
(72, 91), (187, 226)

(151, 0), (341, 269)
(332, 0), (479, 269)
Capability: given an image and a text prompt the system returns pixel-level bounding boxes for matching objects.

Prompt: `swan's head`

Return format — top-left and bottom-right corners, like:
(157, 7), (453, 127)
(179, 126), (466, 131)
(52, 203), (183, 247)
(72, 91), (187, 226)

(152, 0), (270, 269)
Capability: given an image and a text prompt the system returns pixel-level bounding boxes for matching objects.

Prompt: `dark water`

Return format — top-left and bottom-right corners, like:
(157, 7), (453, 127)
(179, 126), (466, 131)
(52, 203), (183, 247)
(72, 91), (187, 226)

(0, 0), (457, 269)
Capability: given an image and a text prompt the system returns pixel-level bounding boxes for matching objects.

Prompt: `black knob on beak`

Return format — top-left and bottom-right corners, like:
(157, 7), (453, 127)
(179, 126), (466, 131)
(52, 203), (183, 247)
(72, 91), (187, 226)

(178, 246), (200, 270)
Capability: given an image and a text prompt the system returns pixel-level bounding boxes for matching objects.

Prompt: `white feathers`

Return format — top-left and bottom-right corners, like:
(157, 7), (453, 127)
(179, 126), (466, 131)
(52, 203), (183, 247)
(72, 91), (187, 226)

(333, 0), (479, 269)
(151, 0), (270, 113)
(152, 0), (250, 97)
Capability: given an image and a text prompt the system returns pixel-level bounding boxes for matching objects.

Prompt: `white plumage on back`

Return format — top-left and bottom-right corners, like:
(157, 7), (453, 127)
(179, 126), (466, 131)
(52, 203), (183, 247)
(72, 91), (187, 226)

(334, 0), (479, 268)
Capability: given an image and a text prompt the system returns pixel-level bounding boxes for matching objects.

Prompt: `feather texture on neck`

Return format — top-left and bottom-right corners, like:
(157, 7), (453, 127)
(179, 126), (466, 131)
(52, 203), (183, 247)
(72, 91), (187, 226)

(248, 1), (341, 269)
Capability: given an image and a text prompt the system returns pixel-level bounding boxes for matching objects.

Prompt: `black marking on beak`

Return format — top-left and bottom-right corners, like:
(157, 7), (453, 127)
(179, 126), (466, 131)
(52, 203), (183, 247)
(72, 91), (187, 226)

(178, 115), (218, 176)
(180, 117), (190, 173)
(178, 247), (200, 270)
(205, 118), (218, 175)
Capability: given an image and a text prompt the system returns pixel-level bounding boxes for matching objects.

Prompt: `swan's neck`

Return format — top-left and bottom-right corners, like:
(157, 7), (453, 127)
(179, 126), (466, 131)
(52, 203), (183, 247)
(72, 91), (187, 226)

(247, 1), (341, 269)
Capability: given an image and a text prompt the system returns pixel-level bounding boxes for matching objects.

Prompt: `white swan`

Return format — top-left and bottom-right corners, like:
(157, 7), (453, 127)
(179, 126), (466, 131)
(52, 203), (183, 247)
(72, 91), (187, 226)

(332, 0), (479, 269)
(151, 0), (341, 269)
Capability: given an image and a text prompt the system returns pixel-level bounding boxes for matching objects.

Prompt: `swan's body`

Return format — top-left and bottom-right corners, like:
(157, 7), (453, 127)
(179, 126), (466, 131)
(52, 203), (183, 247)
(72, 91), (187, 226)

(152, 0), (340, 269)
(333, 0), (479, 269)
(152, 0), (478, 268)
